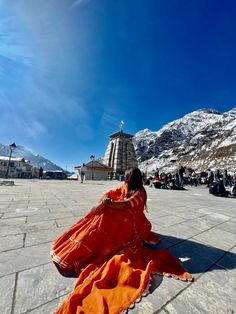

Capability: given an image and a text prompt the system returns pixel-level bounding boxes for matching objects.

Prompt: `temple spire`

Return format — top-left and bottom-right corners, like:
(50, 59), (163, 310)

(119, 120), (124, 132)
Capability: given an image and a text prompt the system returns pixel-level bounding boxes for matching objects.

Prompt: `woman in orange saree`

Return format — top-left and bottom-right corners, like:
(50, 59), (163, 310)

(51, 168), (192, 314)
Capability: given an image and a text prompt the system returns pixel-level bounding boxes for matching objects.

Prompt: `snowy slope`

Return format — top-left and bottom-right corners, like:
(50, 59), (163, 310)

(0, 144), (64, 171)
(133, 108), (236, 174)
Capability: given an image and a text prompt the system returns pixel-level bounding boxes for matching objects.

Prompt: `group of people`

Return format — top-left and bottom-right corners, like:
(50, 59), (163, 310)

(144, 167), (236, 192)
(51, 167), (192, 313)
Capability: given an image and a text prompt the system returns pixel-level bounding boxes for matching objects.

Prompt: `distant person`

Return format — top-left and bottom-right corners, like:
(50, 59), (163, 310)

(191, 170), (198, 187)
(178, 166), (185, 187)
(223, 169), (228, 186)
(207, 169), (214, 187)
(215, 169), (221, 181)
(80, 163), (87, 183)
(39, 167), (43, 179)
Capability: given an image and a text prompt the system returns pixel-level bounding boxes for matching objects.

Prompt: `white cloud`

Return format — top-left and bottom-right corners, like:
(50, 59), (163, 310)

(0, 17), (34, 67)
(101, 112), (120, 129)
(23, 120), (48, 140)
(70, 0), (90, 8)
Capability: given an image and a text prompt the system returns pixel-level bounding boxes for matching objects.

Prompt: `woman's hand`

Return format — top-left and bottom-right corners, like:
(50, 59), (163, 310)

(90, 202), (104, 213)
(102, 195), (112, 205)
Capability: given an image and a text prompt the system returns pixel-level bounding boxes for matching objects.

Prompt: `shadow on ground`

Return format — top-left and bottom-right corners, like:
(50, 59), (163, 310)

(146, 234), (236, 276)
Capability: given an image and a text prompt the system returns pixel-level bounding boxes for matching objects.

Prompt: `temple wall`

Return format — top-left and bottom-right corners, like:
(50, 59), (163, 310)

(103, 132), (138, 176)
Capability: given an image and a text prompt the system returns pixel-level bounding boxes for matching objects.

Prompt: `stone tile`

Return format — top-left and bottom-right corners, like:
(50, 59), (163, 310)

(157, 224), (201, 243)
(27, 211), (74, 223)
(2, 211), (28, 219)
(178, 217), (221, 231)
(71, 210), (87, 218)
(151, 215), (186, 229)
(216, 250), (236, 275)
(14, 263), (75, 313)
(49, 207), (75, 213)
(205, 213), (231, 223)
(193, 228), (236, 251)
(164, 266), (236, 314)
(214, 220), (236, 234)
(196, 208), (213, 215)
(25, 226), (66, 247)
(21, 220), (57, 233)
(0, 243), (51, 276)
(0, 234), (24, 252)
(0, 273), (15, 314)
(129, 277), (189, 313)
(26, 294), (70, 314)
(174, 210), (206, 220)
(56, 216), (77, 227)
(0, 217), (26, 226)
(0, 225), (24, 237)
(169, 239), (225, 277)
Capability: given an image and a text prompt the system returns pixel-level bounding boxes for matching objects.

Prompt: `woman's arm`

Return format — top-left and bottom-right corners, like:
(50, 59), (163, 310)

(104, 190), (144, 210)
(105, 199), (131, 209)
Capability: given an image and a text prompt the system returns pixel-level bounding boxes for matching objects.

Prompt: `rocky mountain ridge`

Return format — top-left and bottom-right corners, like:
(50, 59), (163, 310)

(133, 108), (236, 174)
(0, 144), (64, 171)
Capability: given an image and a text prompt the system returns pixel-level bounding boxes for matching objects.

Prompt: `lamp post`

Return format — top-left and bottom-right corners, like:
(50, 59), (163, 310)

(90, 155), (95, 180)
(5, 143), (16, 179)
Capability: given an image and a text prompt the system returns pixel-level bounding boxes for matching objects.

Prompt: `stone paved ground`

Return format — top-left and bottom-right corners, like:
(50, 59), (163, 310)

(0, 179), (235, 314)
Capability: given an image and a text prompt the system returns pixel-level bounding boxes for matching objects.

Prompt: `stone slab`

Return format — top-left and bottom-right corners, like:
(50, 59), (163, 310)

(193, 228), (236, 251)
(151, 215), (187, 229)
(14, 263), (75, 313)
(0, 217), (26, 226)
(27, 211), (74, 223)
(169, 239), (226, 277)
(0, 273), (15, 314)
(56, 216), (78, 227)
(129, 277), (189, 313)
(179, 216), (222, 231)
(25, 226), (66, 247)
(164, 266), (236, 314)
(157, 224), (202, 243)
(204, 213), (231, 223)
(216, 250), (236, 275)
(20, 220), (57, 233)
(26, 294), (70, 314)
(0, 242), (51, 276)
(214, 220), (236, 234)
(0, 234), (24, 253)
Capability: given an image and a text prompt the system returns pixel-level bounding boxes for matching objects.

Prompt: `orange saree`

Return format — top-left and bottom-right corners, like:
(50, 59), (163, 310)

(51, 185), (192, 314)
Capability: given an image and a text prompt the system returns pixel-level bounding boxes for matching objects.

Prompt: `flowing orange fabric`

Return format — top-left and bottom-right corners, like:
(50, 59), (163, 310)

(51, 184), (192, 313)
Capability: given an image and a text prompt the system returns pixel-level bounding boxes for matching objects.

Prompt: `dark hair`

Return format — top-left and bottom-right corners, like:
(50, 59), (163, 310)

(125, 167), (147, 205)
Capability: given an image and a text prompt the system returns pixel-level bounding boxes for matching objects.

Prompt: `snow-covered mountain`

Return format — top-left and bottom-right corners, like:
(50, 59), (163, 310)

(133, 108), (236, 174)
(0, 144), (64, 171)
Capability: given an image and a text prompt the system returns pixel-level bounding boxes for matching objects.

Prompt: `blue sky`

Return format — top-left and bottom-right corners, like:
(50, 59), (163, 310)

(0, 0), (236, 171)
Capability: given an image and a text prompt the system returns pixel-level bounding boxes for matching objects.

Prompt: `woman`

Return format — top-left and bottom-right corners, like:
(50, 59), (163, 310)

(51, 168), (192, 314)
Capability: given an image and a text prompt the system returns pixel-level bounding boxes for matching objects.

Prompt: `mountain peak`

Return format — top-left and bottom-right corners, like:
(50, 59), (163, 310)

(194, 108), (222, 115)
(0, 144), (64, 171)
(134, 107), (236, 173)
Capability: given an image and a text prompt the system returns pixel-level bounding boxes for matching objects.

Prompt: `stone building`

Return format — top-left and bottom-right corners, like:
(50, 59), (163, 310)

(74, 160), (113, 181)
(0, 156), (36, 178)
(103, 130), (138, 177)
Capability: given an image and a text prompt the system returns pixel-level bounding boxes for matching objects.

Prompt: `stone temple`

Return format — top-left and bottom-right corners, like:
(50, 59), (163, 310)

(103, 130), (138, 177)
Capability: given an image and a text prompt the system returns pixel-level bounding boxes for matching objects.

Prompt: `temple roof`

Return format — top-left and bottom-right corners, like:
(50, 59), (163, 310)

(74, 160), (113, 171)
(109, 130), (133, 139)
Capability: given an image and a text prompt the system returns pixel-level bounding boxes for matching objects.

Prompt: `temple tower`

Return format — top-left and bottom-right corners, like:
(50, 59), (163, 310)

(103, 130), (138, 177)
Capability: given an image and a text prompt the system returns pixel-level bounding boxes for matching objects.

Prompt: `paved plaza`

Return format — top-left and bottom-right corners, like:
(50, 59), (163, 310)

(0, 179), (235, 314)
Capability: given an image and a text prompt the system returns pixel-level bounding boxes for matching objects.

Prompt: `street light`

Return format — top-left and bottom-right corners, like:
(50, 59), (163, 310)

(5, 143), (16, 179)
(90, 155), (95, 180)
